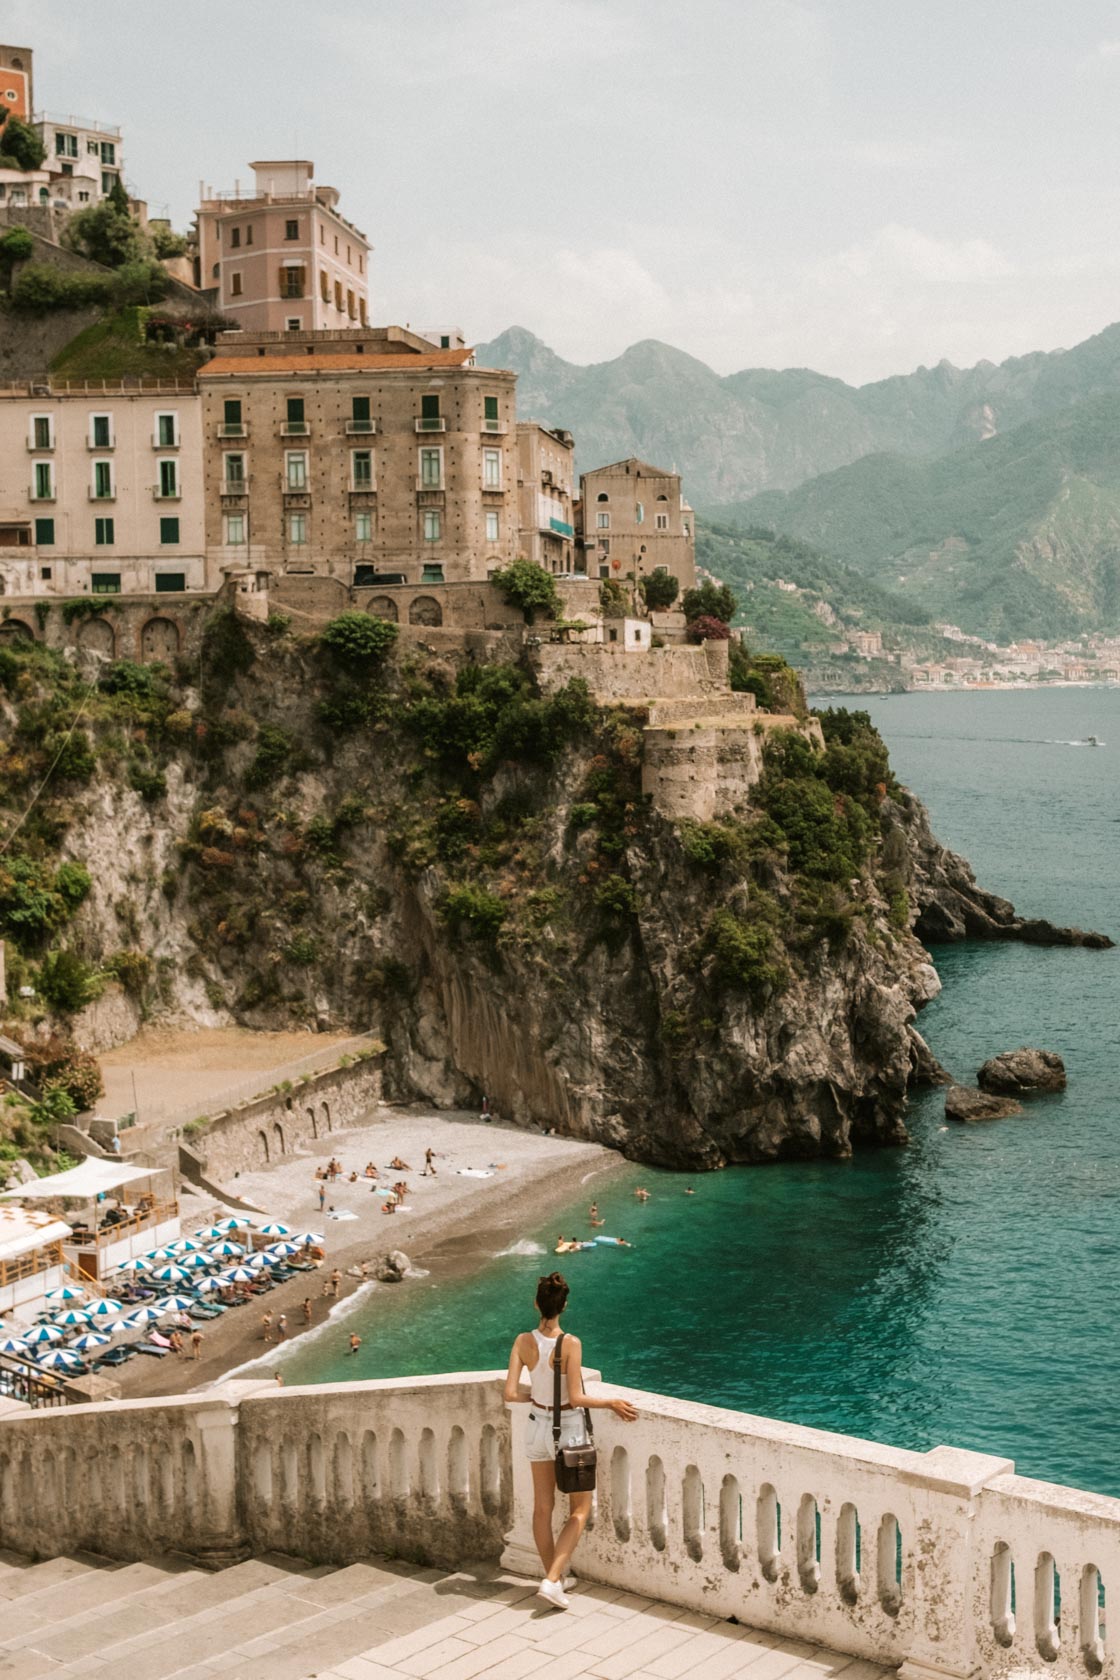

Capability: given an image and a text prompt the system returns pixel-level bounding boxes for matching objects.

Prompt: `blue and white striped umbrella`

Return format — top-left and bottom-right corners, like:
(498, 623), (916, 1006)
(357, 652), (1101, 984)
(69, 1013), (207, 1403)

(195, 1276), (223, 1294)
(36, 1348), (83, 1371)
(145, 1246), (178, 1261)
(169, 1238), (205, 1254)
(45, 1284), (87, 1302)
(115, 1257), (151, 1273)
(51, 1309), (92, 1329)
(263, 1241), (302, 1258)
(290, 1231), (324, 1246)
(255, 1221), (292, 1237)
(214, 1217), (251, 1233)
(0, 1334), (29, 1354)
(155, 1295), (195, 1312)
(151, 1264), (191, 1283)
(247, 1251), (279, 1270)
(178, 1252), (211, 1271)
(71, 1331), (111, 1352)
(22, 1324), (63, 1345)
(218, 1266), (257, 1284)
(206, 1240), (245, 1259)
(86, 1299), (123, 1318)
(125, 1306), (168, 1326)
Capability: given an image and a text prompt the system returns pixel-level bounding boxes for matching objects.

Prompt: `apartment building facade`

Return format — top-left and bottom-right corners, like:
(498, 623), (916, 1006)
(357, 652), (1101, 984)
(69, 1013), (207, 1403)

(36, 111), (124, 209)
(516, 422), (577, 574)
(197, 328), (519, 586)
(0, 44), (32, 120)
(196, 161), (369, 335)
(0, 387), (205, 598)
(577, 457), (695, 593)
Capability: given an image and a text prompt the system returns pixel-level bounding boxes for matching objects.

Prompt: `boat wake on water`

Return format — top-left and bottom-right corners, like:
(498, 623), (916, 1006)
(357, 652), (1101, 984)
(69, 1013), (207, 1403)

(493, 1239), (547, 1258)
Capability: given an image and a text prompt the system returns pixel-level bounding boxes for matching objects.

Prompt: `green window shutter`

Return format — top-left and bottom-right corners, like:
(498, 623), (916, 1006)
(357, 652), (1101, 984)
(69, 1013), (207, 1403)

(95, 518), (115, 546)
(287, 397), (305, 423)
(484, 396), (499, 421)
(160, 517), (180, 544)
(155, 573), (185, 593)
(224, 399), (242, 425)
(352, 396), (371, 422)
(91, 573), (120, 594)
(421, 393), (440, 419)
(34, 518), (55, 546)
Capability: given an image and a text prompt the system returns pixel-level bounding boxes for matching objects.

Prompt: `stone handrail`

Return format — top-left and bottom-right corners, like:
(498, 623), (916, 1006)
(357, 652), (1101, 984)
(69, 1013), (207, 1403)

(1, 1374), (1118, 1679)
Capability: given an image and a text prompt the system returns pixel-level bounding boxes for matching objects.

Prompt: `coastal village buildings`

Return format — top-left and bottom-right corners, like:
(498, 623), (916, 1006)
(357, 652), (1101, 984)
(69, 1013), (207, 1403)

(195, 160), (370, 335)
(36, 110), (124, 210)
(197, 327), (519, 586)
(0, 387), (205, 599)
(515, 421), (577, 574)
(577, 457), (696, 593)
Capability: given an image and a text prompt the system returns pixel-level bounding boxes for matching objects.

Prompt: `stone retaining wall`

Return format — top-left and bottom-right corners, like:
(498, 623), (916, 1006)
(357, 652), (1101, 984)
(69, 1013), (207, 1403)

(186, 1055), (383, 1182)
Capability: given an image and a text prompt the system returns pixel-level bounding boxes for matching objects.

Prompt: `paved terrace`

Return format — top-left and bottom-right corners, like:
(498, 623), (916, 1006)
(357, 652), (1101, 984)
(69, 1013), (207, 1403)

(0, 1372), (1115, 1680)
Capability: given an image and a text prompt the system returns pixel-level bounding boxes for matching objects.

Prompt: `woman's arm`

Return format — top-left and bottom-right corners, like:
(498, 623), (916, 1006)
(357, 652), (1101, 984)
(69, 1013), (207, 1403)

(564, 1335), (638, 1420)
(502, 1334), (532, 1403)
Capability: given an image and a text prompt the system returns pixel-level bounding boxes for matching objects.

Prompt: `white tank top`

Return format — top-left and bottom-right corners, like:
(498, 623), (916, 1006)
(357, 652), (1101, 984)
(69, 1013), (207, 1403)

(529, 1327), (569, 1408)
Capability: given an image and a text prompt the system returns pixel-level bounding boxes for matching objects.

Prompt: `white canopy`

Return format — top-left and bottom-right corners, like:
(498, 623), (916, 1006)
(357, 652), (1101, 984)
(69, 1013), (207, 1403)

(0, 1160), (157, 1202)
(0, 1205), (72, 1262)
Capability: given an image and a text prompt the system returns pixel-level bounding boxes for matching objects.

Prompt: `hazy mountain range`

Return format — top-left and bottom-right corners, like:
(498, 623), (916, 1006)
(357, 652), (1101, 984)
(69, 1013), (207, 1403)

(479, 323), (1120, 637)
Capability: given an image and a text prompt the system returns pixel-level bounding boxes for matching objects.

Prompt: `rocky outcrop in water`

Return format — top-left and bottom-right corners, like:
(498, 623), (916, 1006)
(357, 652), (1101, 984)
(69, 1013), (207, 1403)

(945, 1085), (1024, 1123)
(978, 1048), (1066, 1095)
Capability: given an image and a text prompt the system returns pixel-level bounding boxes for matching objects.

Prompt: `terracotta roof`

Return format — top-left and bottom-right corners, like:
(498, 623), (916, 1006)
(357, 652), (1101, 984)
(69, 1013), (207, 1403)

(200, 349), (476, 377)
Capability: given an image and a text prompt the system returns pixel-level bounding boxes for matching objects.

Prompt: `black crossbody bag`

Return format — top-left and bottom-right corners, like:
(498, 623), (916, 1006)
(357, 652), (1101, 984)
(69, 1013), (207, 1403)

(552, 1330), (596, 1493)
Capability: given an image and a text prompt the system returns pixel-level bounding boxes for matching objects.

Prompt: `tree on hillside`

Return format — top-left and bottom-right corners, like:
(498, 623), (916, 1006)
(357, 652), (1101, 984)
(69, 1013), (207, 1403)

(640, 571), (680, 611)
(682, 579), (737, 623)
(0, 113), (45, 172)
(64, 199), (148, 269)
(491, 558), (561, 622)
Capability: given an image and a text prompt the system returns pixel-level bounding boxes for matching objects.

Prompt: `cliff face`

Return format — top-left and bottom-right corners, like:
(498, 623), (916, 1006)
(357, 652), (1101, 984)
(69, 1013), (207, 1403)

(0, 619), (1104, 1169)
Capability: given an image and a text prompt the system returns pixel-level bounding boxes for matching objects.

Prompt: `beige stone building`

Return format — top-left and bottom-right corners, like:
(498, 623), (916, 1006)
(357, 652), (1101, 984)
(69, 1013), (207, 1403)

(196, 161), (369, 335)
(0, 384), (205, 598)
(515, 422), (576, 573)
(577, 457), (695, 594)
(197, 327), (519, 587)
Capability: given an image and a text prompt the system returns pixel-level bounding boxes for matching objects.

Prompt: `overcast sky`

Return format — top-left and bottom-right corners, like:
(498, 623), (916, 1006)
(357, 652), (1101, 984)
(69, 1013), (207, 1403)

(18, 0), (1120, 383)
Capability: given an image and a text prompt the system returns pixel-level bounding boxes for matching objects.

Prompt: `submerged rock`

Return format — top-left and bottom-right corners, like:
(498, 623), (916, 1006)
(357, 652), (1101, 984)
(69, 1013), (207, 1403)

(978, 1048), (1066, 1095)
(945, 1084), (1024, 1123)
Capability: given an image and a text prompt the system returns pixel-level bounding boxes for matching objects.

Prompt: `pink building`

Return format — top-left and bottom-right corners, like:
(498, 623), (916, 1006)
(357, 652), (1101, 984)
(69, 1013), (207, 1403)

(196, 160), (369, 335)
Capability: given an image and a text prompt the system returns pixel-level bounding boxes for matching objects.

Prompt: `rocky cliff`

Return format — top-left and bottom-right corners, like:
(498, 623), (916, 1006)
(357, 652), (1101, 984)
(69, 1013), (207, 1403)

(0, 616), (1108, 1168)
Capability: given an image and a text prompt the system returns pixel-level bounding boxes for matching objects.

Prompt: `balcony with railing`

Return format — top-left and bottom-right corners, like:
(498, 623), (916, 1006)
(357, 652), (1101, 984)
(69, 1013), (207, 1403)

(415, 416), (447, 433)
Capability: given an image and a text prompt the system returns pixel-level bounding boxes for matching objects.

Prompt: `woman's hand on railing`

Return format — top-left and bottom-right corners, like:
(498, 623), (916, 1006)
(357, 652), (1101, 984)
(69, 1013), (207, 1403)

(608, 1398), (638, 1422)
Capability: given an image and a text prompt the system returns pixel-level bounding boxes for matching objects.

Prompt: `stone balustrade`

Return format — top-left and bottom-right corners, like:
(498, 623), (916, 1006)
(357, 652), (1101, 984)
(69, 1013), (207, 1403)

(1, 1372), (1118, 1680)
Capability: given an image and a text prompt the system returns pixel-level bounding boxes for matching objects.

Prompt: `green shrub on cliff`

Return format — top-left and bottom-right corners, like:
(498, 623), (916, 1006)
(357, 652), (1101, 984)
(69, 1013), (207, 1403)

(320, 611), (398, 666)
(491, 558), (561, 621)
(705, 904), (787, 1000)
(756, 730), (873, 883)
(683, 580), (737, 624)
(440, 883), (507, 945)
(407, 665), (593, 774)
(37, 948), (103, 1014)
(0, 856), (88, 947)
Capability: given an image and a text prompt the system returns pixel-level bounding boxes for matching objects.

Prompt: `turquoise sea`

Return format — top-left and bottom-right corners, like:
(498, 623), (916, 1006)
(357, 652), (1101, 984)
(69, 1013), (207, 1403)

(284, 690), (1120, 1497)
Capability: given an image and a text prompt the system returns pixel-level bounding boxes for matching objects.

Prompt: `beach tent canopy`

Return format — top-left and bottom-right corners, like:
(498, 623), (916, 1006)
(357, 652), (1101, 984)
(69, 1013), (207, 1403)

(0, 1161), (156, 1201)
(0, 1205), (72, 1262)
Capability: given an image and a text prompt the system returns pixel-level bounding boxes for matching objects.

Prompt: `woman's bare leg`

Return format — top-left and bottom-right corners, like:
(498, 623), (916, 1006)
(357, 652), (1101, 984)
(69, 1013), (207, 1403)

(530, 1460), (557, 1572)
(546, 1490), (592, 1582)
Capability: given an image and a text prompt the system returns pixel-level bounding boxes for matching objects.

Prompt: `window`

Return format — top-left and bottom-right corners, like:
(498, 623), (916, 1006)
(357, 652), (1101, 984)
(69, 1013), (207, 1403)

(596, 492), (609, 503)
(441, 335), (450, 349)
(60, 164), (73, 177)
(286, 452), (307, 490)
(596, 512), (610, 529)
(285, 219), (299, 240)
(421, 393), (441, 423)
(224, 454), (245, 488)
(351, 395), (371, 429)
(482, 448), (502, 489)
(246, 225), (254, 246)
(56, 132), (78, 157)
(419, 448), (442, 488)
(92, 460), (113, 499)
(636, 502), (644, 524)
(87, 139), (99, 156)
(230, 271), (243, 297)
(286, 318), (301, 331)
(347, 288), (356, 318)
(40, 568), (51, 580)
(485, 510), (500, 541)
(94, 518), (115, 546)
(230, 226), (241, 249)
(334, 279), (343, 311)
(421, 564), (444, 583)
(32, 462), (53, 499)
(286, 397), (305, 430)
(100, 142), (116, 166)
(359, 297), (367, 326)
(32, 415), (53, 450)
(225, 514), (246, 545)
(354, 512), (373, 542)
(34, 518), (55, 546)
(351, 450), (373, 489)
(320, 269), (330, 302)
(91, 414), (112, 448)
(281, 266), (304, 299)
(158, 460), (178, 498)
(484, 395), (499, 429)
(288, 513), (307, 544)
(156, 413), (178, 447)
(159, 517), (180, 544)
(92, 573), (120, 593)
(156, 573), (186, 592)
(422, 510), (442, 542)
(101, 171), (115, 196)
(223, 398), (243, 433)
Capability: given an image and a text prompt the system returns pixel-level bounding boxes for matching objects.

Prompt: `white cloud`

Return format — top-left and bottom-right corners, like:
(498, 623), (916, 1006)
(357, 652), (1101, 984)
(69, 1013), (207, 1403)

(829, 224), (1015, 285)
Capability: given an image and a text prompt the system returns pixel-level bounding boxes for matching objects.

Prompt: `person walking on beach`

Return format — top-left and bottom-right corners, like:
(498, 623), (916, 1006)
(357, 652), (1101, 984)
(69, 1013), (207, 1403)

(303, 1297), (313, 1325)
(422, 1147), (436, 1176)
(261, 1311), (273, 1343)
(276, 1312), (287, 1341)
(330, 1267), (342, 1297)
(503, 1272), (637, 1612)
(318, 1181), (327, 1212)
(190, 1330), (203, 1361)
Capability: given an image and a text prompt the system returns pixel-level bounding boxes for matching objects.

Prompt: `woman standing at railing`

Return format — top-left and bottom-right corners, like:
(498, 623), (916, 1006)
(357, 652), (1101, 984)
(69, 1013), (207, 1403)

(503, 1271), (637, 1610)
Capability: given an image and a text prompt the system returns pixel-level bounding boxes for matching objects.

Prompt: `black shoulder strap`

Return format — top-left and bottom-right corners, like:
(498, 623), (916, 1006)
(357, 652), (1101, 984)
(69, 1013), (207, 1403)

(552, 1331), (564, 1443)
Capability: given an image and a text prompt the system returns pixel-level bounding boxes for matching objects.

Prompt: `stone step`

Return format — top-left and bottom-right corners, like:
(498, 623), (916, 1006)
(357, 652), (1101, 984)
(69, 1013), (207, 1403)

(2, 1561), (208, 1662)
(0, 1552), (117, 1602)
(0, 1560), (193, 1644)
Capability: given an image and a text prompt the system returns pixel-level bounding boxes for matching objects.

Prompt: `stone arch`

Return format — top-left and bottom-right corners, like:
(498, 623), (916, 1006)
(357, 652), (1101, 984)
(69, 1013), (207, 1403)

(367, 596), (398, 622)
(0, 574), (6, 595)
(596, 492), (609, 503)
(0, 617), (33, 642)
(273, 1121), (285, 1156)
(141, 616), (180, 662)
(308, 1106), (317, 1140)
(657, 493), (669, 501)
(321, 1101), (331, 1134)
(258, 1128), (270, 1164)
(408, 595), (442, 627)
(76, 617), (115, 656)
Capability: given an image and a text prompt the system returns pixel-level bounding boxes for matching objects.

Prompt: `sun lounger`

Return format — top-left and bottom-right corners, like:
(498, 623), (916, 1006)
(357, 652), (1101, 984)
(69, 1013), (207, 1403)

(134, 1343), (167, 1358)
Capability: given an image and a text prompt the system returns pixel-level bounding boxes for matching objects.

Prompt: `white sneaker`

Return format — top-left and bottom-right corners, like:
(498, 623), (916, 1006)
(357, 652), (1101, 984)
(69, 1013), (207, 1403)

(536, 1577), (570, 1610)
(563, 1573), (577, 1591)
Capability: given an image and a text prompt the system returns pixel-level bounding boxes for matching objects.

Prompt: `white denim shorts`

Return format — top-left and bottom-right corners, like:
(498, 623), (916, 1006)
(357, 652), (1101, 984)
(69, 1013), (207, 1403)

(526, 1408), (588, 1463)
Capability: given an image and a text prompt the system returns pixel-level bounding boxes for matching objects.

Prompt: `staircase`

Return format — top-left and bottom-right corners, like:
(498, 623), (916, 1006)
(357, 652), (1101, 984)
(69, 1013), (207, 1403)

(0, 1547), (888, 1680)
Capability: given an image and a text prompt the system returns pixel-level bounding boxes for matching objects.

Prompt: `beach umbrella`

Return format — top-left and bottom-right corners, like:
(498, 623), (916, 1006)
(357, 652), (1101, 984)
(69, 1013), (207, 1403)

(206, 1240), (245, 1259)
(246, 1252), (278, 1270)
(155, 1295), (195, 1312)
(218, 1266), (257, 1284)
(290, 1232), (324, 1246)
(51, 1309), (92, 1329)
(22, 1324), (63, 1345)
(195, 1276), (223, 1294)
(177, 1252), (211, 1271)
(36, 1348), (82, 1371)
(114, 1257), (151, 1274)
(169, 1238), (205, 1254)
(263, 1240), (302, 1258)
(86, 1298), (123, 1318)
(151, 1264), (190, 1283)
(71, 1331), (111, 1352)
(45, 1284), (87, 1303)
(254, 1221), (291, 1237)
(0, 1335), (29, 1355)
(214, 1217), (251, 1233)
(123, 1306), (165, 1326)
